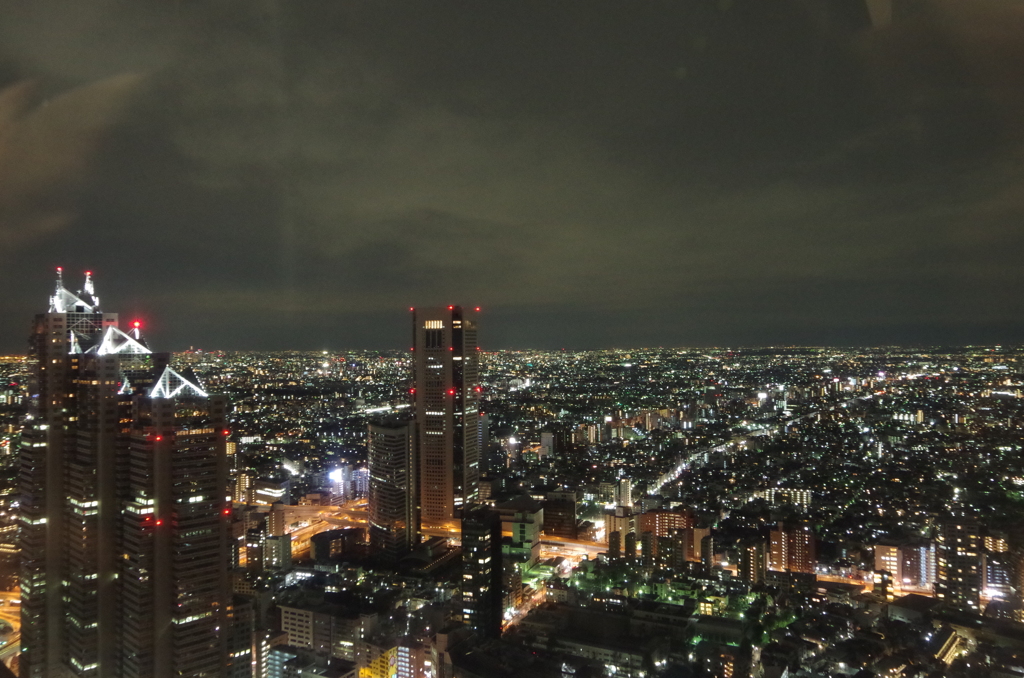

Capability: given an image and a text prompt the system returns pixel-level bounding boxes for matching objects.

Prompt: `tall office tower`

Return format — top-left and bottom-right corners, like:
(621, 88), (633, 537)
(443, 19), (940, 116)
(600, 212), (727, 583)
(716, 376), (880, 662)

(769, 522), (816, 574)
(412, 306), (480, 530)
(367, 418), (418, 565)
(20, 270), (115, 677)
(460, 506), (502, 639)
(120, 380), (230, 678)
(19, 270), (231, 678)
(936, 516), (983, 612)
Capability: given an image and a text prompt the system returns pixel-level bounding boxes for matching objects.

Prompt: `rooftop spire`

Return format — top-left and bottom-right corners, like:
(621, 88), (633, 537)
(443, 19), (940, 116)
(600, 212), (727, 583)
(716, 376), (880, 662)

(78, 270), (100, 309)
(48, 267), (100, 313)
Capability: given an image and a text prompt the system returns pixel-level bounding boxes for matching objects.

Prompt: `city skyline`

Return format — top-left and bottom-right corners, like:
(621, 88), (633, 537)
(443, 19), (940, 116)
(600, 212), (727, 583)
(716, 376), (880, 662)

(1, 272), (1021, 676)
(2, 0), (1024, 352)
(4, 268), (1019, 358)
(1, 1), (1024, 674)
(3, 267), (1021, 357)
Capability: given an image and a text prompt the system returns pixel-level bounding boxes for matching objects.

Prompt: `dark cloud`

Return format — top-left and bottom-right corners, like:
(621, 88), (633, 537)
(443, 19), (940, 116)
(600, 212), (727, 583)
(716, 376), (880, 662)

(1, 0), (1023, 351)
(0, 75), (141, 249)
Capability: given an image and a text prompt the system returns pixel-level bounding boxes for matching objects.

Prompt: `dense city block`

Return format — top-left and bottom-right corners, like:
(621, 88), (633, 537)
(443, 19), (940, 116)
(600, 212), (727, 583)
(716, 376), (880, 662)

(8, 335), (1024, 677)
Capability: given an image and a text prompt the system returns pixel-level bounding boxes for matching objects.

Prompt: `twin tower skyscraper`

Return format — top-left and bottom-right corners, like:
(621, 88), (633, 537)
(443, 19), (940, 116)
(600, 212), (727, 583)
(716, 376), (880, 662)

(367, 306), (482, 564)
(20, 271), (233, 678)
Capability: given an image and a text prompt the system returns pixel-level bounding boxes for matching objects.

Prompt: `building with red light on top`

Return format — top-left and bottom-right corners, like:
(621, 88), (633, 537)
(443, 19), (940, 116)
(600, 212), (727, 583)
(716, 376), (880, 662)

(19, 269), (234, 678)
(410, 306), (481, 531)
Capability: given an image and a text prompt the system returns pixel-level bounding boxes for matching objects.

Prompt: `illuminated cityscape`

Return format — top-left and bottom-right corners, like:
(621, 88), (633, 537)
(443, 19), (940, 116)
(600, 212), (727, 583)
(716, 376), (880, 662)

(1, 1), (1023, 676)
(3, 284), (1022, 676)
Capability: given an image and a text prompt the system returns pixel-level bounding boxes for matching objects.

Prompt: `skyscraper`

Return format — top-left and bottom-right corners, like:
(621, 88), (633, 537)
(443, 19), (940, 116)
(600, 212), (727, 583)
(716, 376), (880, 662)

(120, 380), (231, 678)
(20, 270), (115, 678)
(19, 270), (231, 678)
(411, 306), (480, 530)
(367, 417), (418, 565)
(460, 505), (502, 639)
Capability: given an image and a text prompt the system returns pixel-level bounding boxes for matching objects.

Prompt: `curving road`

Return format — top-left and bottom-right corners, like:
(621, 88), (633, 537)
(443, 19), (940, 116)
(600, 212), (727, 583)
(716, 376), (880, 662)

(650, 392), (877, 495)
(0, 590), (20, 667)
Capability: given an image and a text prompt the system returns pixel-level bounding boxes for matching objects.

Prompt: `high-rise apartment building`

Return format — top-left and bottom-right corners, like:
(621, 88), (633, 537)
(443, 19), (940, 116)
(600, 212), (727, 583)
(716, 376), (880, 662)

(739, 540), (768, 584)
(637, 508), (708, 568)
(769, 522), (816, 574)
(638, 508), (695, 537)
(936, 516), (983, 612)
(616, 478), (633, 508)
(411, 306), (480, 530)
(19, 270), (231, 678)
(367, 418), (418, 565)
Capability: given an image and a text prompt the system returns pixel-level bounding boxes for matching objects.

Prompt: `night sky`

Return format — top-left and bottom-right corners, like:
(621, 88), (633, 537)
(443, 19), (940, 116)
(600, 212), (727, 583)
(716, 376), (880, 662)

(1, 0), (1022, 352)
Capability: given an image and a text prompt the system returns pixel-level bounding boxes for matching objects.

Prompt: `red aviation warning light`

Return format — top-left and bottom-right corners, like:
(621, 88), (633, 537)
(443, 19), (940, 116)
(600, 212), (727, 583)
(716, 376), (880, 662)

(223, 430), (230, 436)
(133, 320), (141, 329)
(447, 305), (454, 310)
(448, 389), (456, 395)
(156, 520), (163, 526)
(475, 307), (480, 312)
(155, 436), (162, 442)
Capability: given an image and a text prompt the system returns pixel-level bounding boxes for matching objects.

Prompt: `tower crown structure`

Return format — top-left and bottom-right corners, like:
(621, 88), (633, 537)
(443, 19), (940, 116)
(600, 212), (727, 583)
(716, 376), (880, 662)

(49, 268), (100, 314)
